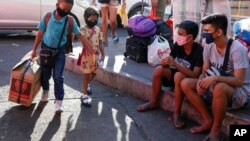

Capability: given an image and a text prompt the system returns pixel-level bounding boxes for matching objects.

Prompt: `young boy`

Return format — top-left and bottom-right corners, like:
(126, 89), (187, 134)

(137, 20), (203, 121)
(79, 7), (105, 107)
(181, 13), (250, 141)
(31, 0), (93, 113)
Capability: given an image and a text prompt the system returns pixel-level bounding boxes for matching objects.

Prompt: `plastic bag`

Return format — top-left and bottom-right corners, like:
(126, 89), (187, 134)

(118, 4), (128, 27)
(148, 35), (171, 66)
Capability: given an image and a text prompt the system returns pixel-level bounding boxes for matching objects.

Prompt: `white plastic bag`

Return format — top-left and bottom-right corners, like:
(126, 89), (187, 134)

(147, 35), (171, 66)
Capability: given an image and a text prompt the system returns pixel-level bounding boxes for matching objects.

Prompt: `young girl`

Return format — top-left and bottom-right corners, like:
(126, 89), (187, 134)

(80, 7), (105, 107)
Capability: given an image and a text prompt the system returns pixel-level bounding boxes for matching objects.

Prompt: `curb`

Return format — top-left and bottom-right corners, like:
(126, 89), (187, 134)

(64, 50), (250, 136)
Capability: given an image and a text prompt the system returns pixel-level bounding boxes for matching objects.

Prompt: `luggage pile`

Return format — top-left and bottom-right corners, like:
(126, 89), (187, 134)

(124, 14), (173, 63)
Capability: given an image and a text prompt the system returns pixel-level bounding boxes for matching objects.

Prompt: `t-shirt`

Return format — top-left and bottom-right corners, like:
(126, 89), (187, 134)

(38, 11), (80, 48)
(203, 40), (250, 95)
(171, 42), (203, 71)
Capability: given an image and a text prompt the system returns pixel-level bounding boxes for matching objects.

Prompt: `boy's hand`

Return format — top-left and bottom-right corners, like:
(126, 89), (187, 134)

(197, 79), (205, 95)
(31, 49), (37, 59)
(165, 56), (175, 66)
(161, 57), (168, 65)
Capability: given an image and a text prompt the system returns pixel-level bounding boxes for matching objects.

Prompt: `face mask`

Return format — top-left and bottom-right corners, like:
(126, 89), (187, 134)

(202, 32), (215, 44)
(176, 35), (189, 46)
(86, 20), (97, 28)
(57, 7), (69, 17)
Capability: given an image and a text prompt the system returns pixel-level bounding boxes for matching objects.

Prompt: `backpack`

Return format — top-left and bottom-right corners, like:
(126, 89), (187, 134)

(124, 36), (151, 63)
(44, 12), (73, 54)
(127, 14), (156, 38)
(154, 20), (173, 49)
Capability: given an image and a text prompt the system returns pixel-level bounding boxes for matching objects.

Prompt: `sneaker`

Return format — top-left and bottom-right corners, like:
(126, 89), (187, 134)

(87, 84), (92, 95)
(41, 90), (49, 102)
(112, 36), (119, 44)
(81, 95), (92, 107)
(55, 100), (64, 113)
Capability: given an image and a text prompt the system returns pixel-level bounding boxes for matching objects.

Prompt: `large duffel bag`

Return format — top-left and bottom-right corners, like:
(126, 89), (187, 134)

(127, 14), (156, 38)
(124, 36), (152, 63)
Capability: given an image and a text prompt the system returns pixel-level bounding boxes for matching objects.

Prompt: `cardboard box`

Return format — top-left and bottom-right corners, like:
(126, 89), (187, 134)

(9, 53), (41, 107)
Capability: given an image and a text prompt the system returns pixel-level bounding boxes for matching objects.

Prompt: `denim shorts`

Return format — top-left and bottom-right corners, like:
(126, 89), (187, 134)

(203, 86), (249, 109)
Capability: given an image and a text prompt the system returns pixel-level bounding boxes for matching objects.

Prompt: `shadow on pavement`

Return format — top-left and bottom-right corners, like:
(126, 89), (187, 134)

(62, 71), (146, 140)
(0, 102), (47, 141)
(39, 114), (61, 141)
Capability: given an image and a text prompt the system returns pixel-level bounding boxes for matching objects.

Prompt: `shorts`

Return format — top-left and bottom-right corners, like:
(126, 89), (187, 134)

(162, 69), (177, 88)
(100, 0), (119, 8)
(230, 87), (249, 109)
(203, 86), (249, 109)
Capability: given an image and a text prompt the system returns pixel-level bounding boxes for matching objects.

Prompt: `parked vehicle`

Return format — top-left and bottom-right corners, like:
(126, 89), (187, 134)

(0, 0), (91, 30)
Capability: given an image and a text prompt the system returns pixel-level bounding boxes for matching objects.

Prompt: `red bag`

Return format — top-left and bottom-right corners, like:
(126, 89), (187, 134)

(147, 6), (160, 21)
(166, 16), (173, 31)
(77, 53), (82, 66)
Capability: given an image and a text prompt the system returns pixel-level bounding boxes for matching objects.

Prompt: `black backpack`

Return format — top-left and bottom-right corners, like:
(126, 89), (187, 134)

(154, 20), (173, 49)
(124, 36), (152, 63)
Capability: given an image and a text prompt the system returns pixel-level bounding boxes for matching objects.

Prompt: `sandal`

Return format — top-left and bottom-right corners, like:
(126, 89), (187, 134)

(81, 95), (92, 107)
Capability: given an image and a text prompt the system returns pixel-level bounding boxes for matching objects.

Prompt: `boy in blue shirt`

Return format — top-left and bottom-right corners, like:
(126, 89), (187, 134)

(31, 0), (93, 113)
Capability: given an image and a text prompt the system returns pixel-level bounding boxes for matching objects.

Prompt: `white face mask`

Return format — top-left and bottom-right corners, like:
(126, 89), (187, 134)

(176, 35), (189, 46)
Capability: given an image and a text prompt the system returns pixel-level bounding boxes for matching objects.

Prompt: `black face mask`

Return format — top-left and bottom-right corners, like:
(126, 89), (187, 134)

(86, 20), (97, 28)
(57, 7), (69, 17)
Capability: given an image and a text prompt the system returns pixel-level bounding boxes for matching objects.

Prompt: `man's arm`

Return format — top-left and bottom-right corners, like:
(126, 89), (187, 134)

(196, 61), (210, 95)
(199, 68), (246, 91)
(31, 30), (44, 59)
(174, 64), (201, 78)
(214, 68), (246, 87)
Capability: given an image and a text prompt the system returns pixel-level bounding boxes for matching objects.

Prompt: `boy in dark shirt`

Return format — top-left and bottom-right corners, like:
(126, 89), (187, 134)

(137, 20), (203, 129)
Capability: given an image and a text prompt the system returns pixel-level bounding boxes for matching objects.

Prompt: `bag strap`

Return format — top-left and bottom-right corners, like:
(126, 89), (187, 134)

(57, 17), (68, 48)
(44, 12), (68, 48)
(221, 39), (233, 72)
(17, 60), (32, 103)
(67, 15), (73, 36)
(44, 12), (52, 32)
